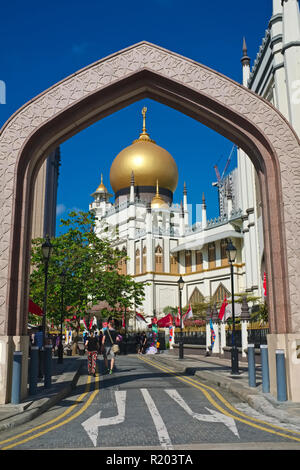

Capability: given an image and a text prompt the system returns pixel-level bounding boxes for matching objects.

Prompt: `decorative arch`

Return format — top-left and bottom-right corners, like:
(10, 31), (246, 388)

(189, 287), (204, 305)
(212, 283), (231, 304)
(155, 245), (163, 273)
(1, 41), (300, 402)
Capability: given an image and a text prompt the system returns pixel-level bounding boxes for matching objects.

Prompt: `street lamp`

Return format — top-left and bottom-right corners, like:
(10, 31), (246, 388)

(226, 239), (239, 375)
(57, 269), (66, 364)
(41, 235), (53, 349)
(177, 276), (184, 359)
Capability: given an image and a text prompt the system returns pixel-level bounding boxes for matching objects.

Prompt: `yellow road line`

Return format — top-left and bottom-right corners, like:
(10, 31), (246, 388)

(0, 369), (100, 450)
(139, 356), (300, 443)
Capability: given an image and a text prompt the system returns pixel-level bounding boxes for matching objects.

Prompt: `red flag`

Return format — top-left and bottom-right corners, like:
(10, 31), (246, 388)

(89, 318), (93, 330)
(28, 299), (43, 316)
(263, 272), (267, 297)
(157, 314), (173, 327)
(175, 307), (181, 326)
(218, 296), (228, 321)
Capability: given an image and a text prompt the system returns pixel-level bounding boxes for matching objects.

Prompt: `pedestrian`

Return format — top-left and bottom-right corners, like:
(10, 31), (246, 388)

(102, 319), (120, 375)
(85, 330), (99, 377)
(139, 332), (147, 354)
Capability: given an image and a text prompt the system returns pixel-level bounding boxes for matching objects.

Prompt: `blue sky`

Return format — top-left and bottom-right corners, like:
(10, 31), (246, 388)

(0, 0), (273, 232)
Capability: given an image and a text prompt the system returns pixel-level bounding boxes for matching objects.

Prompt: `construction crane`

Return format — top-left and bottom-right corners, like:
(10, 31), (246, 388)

(212, 144), (237, 217)
(214, 144), (236, 184)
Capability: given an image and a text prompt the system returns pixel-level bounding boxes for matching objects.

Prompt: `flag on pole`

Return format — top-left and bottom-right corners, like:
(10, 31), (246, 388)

(89, 318), (93, 330)
(136, 312), (147, 323)
(263, 272), (267, 297)
(82, 318), (87, 330)
(175, 307), (181, 326)
(183, 304), (193, 321)
(218, 296), (228, 321)
(210, 318), (216, 349)
(28, 299), (43, 316)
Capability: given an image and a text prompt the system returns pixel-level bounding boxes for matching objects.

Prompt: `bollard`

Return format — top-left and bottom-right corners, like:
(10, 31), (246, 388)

(247, 344), (256, 387)
(11, 351), (23, 404)
(29, 346), (39, 395)
(276, 349), (287, 401)
(44, 345), (52, 389)
(260, 345), (270, 393)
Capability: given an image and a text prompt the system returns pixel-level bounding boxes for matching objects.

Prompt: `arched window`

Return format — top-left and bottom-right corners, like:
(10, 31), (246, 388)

(142, 246), (147, 273)
(189, 287), (204, 305)
(117, 247), (127, 275)
(170, 253), (178, 274)
(135, 248), (140, 275)
(155, 245), (163, 273)
(196, 250), (203, 271)
(212, 283), (231, 304)
(208, 242), (216, 269)
(185, 250), (192, 273)
(221, 239), (229, 267)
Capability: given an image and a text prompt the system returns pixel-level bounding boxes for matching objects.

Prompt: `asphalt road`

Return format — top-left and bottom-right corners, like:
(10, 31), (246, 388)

(1, 355), (300, 451)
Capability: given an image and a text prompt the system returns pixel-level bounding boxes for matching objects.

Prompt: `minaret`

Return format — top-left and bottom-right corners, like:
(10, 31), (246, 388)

(183, 182), (189, 226)
(282, 0), (300, 137)
(202, 192), (207, 229)
(130, 170), (135, 203)
(241, 37), (251, 86)
(179, 200), (185, 236)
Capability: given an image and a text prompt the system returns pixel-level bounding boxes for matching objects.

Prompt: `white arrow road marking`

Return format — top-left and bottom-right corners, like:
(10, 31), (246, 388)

(81, 390), (126, 447)
(165, 389), (240, 438)
(141, 388), (174, 450)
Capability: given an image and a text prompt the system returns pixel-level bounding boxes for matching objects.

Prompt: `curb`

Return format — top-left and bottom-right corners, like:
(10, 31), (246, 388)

(0, 362), (83, 432)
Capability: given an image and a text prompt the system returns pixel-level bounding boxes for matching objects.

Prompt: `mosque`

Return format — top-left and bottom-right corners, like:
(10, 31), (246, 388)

(89, 107), (252, 323)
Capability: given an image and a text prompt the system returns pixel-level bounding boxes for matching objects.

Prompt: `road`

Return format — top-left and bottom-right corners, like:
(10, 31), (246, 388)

(1, 355), (300, 451)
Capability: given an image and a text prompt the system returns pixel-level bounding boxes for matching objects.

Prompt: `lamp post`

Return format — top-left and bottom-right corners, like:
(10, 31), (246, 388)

(226, 239), (239, 375)
(57, 269), (66, 364)
(41, 235), (53, 349)
(177, 276), (184, 359)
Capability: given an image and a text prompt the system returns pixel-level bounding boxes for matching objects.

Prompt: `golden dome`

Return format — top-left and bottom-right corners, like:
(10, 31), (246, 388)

(109, 107), (178, 194)
(96, 173), (107, 193)
(151, 180), (169, 209)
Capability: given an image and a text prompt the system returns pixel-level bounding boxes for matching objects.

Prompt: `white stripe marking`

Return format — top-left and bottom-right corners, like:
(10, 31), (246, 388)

(141, 388), (173, 450)
(82, 390), (126, 447)
(165, 389), (239, 438)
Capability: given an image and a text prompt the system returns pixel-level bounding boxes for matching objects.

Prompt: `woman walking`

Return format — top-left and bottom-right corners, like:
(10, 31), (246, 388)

(85, 331), (99, 377)
(102, 320), (120, 374)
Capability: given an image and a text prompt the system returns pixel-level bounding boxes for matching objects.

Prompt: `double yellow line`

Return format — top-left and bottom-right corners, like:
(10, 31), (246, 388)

(0, 369), (100, 450)
(139, 355), (300, 444)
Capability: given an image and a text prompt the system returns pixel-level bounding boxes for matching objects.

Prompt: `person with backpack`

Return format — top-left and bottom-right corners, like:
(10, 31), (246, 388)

(102, 319), (120, 375)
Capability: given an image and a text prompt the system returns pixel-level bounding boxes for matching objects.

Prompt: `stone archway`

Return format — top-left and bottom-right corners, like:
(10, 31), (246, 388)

(1, 41), (300, 402)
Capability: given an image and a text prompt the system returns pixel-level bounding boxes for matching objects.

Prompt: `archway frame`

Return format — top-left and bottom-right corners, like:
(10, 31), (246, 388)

(1, 41), (300, 399)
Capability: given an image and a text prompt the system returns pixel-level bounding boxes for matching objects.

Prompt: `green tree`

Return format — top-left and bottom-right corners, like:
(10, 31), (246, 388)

(29, 210), (145, 329)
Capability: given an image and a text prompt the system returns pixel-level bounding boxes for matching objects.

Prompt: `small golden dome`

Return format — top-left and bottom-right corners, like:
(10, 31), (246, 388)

(151, 181), (169, 209)
(96, 174), (107, 193)
(109, 107), (178, 194)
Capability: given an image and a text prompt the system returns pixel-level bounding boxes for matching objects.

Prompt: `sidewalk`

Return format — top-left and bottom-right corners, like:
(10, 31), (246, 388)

(0, 356), (84, 432)
(148, 349), (300, 428)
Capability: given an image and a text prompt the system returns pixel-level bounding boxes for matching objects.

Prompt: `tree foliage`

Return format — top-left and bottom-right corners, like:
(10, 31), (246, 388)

(29, 211), (145, 328)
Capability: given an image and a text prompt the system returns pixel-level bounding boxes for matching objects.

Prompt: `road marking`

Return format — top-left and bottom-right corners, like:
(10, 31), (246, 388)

(165, 389), (240, 438)
(82, 390), (126, 447)
(139, 356), (300, 443)
(141, 388), (173, 450)
(0, 370), (100, 450)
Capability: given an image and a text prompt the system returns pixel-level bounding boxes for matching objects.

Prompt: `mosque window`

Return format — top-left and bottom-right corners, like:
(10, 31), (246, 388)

(142, 246), (147, 273)
(221, 239), (229, 267)
(208, 242), (216, 269)
(135, 248), (140, 275)
(155, 245), (163, 273)
(117, 247), (127, 275)
(212, 283), (231, 304)
(170, 253), (178, 274)
(189, 287), (204, 305)
(196, 250), (203, 271)
(185, 250), (192, 273)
